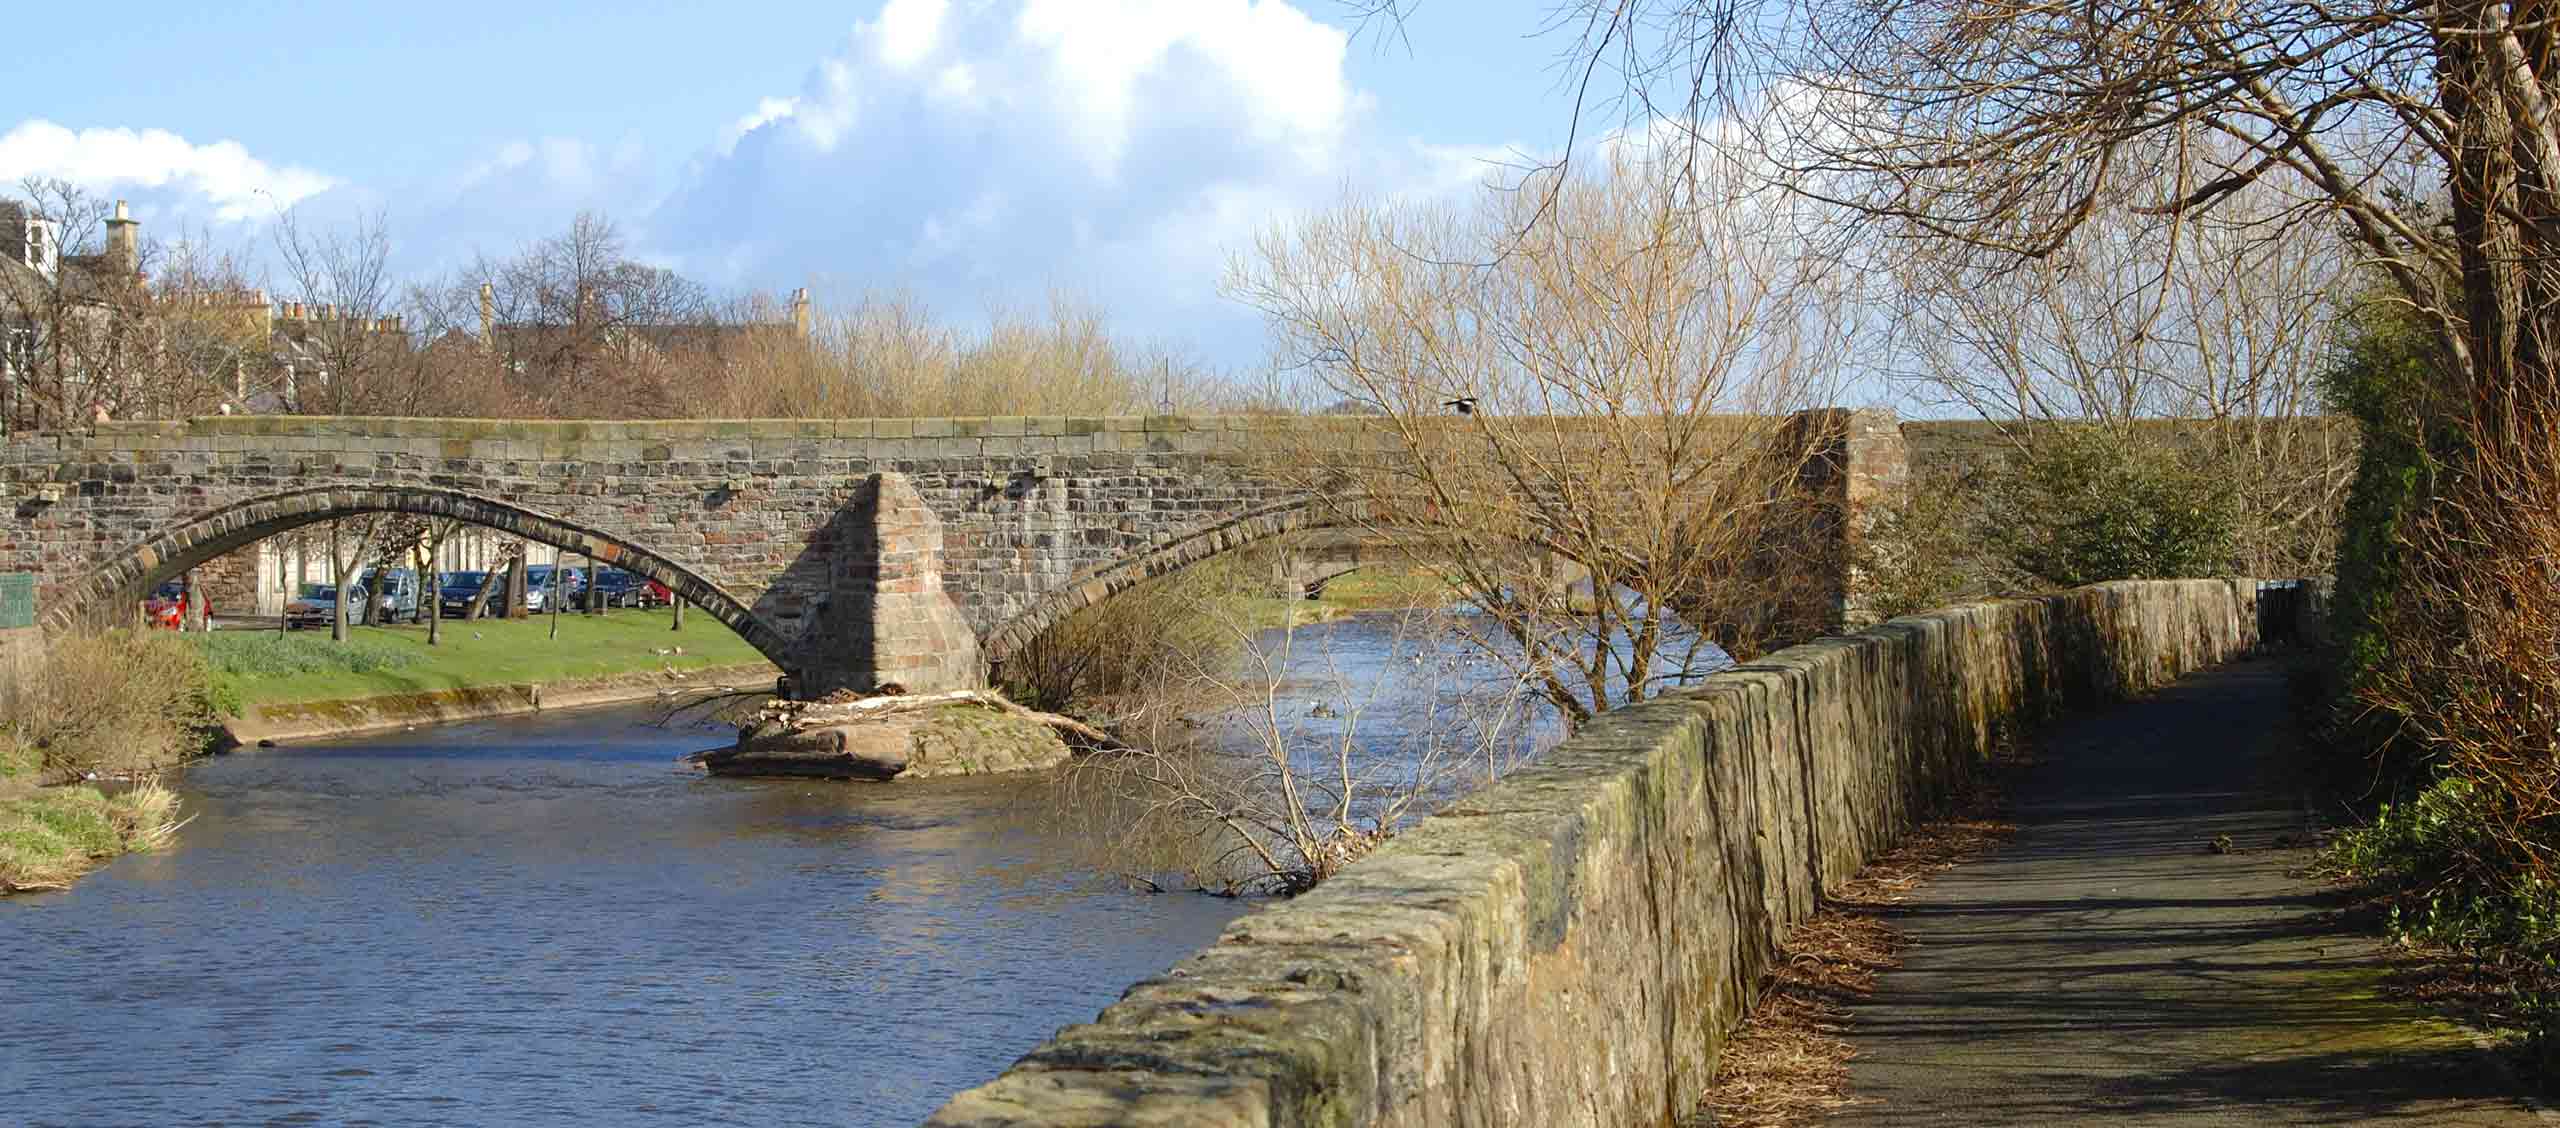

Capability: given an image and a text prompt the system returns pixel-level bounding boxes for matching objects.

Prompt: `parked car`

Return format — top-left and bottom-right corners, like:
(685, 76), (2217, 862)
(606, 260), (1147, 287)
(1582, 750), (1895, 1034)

(358, 569), (426, 624)
(284, 583), (342, 630)
(588, 568), (652, 608)
(141, 579), (206, 630)
(284, 569), (424, 628)
(523, 565), (585, 611)
(437, 571), (496, 617)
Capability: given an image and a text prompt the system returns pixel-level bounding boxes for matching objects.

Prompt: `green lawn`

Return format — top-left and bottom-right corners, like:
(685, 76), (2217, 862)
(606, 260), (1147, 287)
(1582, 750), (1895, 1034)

(1314, 566), (1461, 610)
(191, 609), (772, 708)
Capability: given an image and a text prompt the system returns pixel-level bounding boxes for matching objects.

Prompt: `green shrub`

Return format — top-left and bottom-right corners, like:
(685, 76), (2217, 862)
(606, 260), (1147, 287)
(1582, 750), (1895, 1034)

(1985, 426), (2241, 588)
(1858, 425), (2250, 616)
(2312, 291), (2452, 776)
(1856, 462), (2009, 619)
(2330, 775), (2560, 1062)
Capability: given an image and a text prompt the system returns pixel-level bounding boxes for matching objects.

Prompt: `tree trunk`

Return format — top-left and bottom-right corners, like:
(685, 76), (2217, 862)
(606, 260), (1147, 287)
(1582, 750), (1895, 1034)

(507, 557), (528, 620)
(466, 561), (506, 621)
(585, 554), (602, 616)
(671, 596), (684, 631)
(330, 522), (350, 643)
(420, 543), (441, 646)
(548, 558), (563, 640)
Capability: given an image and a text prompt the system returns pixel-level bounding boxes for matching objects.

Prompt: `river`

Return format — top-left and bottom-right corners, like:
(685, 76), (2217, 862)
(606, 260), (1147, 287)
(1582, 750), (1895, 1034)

(0, 699), (1246, 1126)
(0, 608), (1698, 1125)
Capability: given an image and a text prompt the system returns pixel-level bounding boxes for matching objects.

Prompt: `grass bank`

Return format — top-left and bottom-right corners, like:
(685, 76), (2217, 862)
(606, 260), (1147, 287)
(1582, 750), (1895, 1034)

(1312, 567), (1460, 611)
(2, 629), (211, 895)
(0, 781), (180, 893)
(193, 609), (769, 708)
(1227, 567), (1463, 633)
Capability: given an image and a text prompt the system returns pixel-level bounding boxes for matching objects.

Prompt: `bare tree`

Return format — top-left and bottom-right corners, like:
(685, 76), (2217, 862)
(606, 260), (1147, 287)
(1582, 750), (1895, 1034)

(271, 208), (412, 415)
(1229, 150), (1846, 728)
(1051, 581), (1538, 896)
(1511, 0), (2550, 562)
(140, 228), (275, 419)
(1886, 181), (2358, 577)
(412, 518), (466, 645)
(469, 212), (711, 417)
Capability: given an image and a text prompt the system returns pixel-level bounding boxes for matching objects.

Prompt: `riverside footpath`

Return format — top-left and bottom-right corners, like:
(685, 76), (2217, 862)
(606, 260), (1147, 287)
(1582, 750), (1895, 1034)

(1836, 661), (2543, 1125)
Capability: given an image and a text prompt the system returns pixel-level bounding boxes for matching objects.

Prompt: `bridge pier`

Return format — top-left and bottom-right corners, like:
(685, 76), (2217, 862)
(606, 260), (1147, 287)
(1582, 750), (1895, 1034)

(796, 473), (984, 698)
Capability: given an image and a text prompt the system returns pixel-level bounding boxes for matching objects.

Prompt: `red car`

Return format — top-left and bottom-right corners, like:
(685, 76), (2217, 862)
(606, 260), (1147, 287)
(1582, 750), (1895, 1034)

(142, 580), (207, 630)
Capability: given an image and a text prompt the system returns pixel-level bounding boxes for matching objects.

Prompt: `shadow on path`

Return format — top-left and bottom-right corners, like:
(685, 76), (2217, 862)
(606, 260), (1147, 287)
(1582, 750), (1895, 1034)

(1835, 661), (2541, 1126)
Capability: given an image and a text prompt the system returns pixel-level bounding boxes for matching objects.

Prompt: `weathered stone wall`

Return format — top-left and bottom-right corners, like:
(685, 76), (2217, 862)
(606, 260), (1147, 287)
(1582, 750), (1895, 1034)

(188, 545), (260, 618)
(0, 415), (1326, 687)
(928, 579), (2260, 1127)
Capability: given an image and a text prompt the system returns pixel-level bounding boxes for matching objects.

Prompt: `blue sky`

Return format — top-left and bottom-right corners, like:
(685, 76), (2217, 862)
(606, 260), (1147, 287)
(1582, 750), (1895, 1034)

(2, 0), (1589, 365)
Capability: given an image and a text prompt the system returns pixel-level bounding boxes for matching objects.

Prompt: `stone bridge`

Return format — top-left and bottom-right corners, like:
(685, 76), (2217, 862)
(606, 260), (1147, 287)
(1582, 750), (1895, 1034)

(0, 411), (1905, 695)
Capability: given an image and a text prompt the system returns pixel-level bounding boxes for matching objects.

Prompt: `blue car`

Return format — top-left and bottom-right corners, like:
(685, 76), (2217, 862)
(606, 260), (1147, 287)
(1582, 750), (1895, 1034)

(437, 571), (496, 617)
(587, 568), (652, 608)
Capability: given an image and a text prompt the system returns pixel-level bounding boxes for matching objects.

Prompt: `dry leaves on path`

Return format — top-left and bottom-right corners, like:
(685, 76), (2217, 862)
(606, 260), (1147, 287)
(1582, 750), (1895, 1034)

(1697, 736), (2029, 1127)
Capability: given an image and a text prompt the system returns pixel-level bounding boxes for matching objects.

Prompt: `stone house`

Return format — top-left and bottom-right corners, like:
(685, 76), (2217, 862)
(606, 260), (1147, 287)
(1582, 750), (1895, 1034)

(0, 199), (142, 430)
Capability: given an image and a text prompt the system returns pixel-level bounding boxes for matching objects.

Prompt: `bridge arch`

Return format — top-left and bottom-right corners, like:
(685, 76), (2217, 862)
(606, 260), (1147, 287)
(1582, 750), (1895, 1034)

(980, 499), (1360, 668)
(43, 485), (798, 667)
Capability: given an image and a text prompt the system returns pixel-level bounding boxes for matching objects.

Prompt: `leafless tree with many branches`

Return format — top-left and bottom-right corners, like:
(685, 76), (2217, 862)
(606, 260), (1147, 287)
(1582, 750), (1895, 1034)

(1230, 148), (1849, 730)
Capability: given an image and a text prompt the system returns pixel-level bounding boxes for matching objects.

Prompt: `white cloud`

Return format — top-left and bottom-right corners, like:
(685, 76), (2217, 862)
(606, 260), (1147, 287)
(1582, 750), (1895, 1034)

(653, 0), (1501, 359)
(0, 120), (335, 222)
(722, 97), (804, 155)
(874, 0), (948, 68)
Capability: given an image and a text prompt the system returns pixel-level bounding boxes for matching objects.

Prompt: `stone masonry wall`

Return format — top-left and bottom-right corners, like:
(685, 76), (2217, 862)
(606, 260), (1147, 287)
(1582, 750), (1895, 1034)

(0, 415), (1329, 684)
(1, 411), (1914, 690)
(928, 578), (2260, 1127)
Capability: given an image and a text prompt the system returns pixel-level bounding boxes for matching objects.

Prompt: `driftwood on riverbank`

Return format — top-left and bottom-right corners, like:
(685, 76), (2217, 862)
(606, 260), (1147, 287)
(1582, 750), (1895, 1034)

(698, 688), (1103, 780)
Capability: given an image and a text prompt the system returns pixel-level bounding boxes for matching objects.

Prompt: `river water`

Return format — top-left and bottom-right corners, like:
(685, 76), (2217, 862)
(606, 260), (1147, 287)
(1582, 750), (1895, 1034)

(0, 609), (1696, 1126)
(0, 703), (1242, 1127)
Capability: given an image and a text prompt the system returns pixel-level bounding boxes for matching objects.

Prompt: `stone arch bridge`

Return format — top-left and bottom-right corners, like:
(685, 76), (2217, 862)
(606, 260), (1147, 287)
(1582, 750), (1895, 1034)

(1, 412), (1905, 695)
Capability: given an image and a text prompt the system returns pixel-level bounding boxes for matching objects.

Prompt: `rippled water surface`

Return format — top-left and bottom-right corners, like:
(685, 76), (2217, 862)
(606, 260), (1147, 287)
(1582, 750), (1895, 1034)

(1, 609), (1682, 1126)
(0, 704), (1243, 1127)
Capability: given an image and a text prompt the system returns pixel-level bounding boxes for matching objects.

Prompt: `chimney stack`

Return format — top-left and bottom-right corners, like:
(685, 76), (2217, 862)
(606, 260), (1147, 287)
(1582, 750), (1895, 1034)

(790, 286), (811, 338)
(105, 200), (139, 279)
(478, 282), (496, 343)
